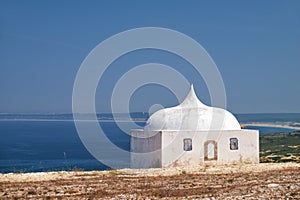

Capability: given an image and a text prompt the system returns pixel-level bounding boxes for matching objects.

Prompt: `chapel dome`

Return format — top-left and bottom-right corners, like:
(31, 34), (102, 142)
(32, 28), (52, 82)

(144, 84), (241, 131)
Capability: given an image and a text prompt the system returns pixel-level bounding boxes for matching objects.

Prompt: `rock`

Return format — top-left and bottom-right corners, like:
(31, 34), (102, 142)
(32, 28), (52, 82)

(267, 183), (279, 188)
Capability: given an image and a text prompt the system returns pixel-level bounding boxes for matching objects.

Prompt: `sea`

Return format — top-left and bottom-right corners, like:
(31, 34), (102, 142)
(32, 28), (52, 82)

(0, 113), (299, 173)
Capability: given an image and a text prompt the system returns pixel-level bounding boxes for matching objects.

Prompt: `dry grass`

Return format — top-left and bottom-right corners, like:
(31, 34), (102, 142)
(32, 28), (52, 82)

(0, 163), (299, 199)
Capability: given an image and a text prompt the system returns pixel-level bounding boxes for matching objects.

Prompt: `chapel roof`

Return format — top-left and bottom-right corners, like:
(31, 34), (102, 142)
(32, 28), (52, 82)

(144, 84), (241, 131)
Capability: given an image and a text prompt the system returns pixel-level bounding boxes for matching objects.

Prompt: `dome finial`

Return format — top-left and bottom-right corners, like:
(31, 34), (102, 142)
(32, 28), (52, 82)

(180, 83), (206, 107)
(190, 83), (194, 90)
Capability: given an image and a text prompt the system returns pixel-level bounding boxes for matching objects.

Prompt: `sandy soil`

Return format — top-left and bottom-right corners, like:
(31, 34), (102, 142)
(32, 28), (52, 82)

(1, 163), (299, 199)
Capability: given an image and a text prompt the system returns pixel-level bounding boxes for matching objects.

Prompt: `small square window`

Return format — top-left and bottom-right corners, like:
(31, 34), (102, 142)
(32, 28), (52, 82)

(230, 138), (238, 150)
(183, 138), (192, 151)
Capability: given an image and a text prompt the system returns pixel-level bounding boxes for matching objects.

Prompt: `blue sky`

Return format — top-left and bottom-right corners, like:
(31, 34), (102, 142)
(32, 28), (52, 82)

(0, 0), (299, 114)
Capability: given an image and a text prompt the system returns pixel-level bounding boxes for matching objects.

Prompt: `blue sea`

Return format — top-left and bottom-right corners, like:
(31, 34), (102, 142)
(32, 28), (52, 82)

(0, 113), (299, 173)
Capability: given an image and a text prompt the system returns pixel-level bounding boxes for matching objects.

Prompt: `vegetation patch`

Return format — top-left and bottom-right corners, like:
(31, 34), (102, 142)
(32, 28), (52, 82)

(260, 131), (300, 163)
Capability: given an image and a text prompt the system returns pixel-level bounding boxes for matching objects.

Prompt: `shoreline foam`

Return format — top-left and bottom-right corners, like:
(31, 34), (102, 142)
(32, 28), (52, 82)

(242, 123), (300, 130)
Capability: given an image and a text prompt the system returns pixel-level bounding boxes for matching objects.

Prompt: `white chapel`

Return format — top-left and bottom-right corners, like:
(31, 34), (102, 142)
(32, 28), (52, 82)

(130, 84), (259, 168)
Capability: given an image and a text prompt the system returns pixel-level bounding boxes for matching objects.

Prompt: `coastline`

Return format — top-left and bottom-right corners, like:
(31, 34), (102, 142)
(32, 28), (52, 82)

(242, 122), (300, 130)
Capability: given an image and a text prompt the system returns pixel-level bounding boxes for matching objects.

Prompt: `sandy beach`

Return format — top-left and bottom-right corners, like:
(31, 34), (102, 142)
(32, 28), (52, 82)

(242, 122), (300, 130)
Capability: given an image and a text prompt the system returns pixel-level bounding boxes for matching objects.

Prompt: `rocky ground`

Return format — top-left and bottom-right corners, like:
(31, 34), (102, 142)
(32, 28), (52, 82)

(0, 163), (299, 199)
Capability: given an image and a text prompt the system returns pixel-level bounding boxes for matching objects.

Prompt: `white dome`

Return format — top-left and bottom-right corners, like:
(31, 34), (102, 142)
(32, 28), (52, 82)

(144, 85), (241, 131)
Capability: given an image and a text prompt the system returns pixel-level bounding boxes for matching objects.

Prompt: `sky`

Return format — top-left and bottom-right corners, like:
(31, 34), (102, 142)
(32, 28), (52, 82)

(0, 0), (299, 114)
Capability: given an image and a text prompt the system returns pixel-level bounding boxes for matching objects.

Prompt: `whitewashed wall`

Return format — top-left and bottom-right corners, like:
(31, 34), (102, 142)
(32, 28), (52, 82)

(130, 130), (162, 168)
(131, 129), (259, 168)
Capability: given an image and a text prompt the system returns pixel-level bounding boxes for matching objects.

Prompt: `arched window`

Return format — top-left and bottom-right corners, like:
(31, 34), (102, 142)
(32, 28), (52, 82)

(183, 138), (192, 151)
(230, 138), (238, 150)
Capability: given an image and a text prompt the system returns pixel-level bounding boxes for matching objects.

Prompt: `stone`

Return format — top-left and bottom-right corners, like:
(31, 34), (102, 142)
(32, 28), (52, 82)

(268, 183), (280, 188)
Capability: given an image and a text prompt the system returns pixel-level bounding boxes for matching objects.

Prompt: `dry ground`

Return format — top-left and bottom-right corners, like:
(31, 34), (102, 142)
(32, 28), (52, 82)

(0, 163), (299, 199)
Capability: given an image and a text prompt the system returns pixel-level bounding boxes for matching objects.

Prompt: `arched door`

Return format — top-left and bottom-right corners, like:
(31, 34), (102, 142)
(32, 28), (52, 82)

(204, 140), (217, 161)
